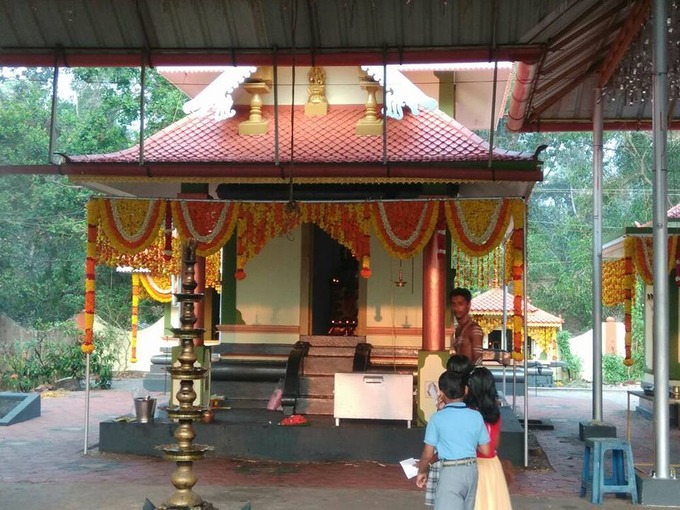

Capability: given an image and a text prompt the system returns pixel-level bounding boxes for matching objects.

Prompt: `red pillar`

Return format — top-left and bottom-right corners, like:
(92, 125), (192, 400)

(422, 234), (446, 351)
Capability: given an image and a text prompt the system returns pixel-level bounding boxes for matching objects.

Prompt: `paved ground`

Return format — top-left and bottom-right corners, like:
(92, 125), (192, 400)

(1, 379), (678, 509)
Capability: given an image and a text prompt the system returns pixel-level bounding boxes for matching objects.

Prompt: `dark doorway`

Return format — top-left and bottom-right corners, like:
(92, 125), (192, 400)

(488, 328), (512, 352)
(311, 226), (359, 335)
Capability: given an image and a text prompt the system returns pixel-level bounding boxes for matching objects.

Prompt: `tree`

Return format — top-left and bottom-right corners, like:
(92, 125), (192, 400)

(0, 67), (185, 328)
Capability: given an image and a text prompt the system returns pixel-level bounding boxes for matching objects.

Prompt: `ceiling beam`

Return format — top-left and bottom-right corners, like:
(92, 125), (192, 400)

(0, 45), (544, 68)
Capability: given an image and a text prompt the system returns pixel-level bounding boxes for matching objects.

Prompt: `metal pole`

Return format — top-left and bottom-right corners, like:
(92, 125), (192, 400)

(139, 63), (146, 165)
(592, 87), (604, 422)
(83, 352), (91, 455)
(652, 0), (670, 479)
(48, 65), (59, 165)
(523, 200), (529, 468)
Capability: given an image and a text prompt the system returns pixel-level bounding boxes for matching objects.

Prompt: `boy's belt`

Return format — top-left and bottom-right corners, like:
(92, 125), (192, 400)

(441, 457), (477, 467)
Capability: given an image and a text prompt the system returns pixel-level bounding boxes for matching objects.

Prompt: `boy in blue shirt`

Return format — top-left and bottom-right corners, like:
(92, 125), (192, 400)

(416, 370), (490, 510)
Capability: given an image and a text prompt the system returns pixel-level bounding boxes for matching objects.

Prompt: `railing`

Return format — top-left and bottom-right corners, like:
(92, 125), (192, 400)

(281, 341), (310, 415)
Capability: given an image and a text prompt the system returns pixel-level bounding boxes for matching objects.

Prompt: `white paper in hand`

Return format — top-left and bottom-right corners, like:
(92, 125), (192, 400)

(400, 457), (419, 479)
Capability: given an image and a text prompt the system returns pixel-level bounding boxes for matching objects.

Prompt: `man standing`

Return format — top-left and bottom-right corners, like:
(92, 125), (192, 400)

(450, 287), (483, 365)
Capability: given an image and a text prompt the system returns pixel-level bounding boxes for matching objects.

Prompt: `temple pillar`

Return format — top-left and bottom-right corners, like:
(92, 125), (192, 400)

(422, 234), (446, 351)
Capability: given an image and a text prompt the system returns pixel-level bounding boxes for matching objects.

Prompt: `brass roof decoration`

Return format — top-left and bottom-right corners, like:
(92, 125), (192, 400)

(355, 77), (383, 136)
(305, 66), (328, 117)
(238, 68), (273, 136)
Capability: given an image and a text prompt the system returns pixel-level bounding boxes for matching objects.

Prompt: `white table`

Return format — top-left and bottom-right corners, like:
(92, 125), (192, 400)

(334, 372), (413, 428)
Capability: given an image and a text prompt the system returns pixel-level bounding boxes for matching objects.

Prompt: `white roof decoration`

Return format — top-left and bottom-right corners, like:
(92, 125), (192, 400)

(179, 66), (257, 121)
(361, 65), (438, 120)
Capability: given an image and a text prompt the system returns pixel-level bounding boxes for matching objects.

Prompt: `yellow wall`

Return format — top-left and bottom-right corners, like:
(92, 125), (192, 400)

(366, 235), (425, 348)
(220, 226), (302, 345)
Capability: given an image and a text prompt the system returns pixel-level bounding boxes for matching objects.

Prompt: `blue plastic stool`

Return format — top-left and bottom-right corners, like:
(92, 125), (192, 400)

(580, 437), (638, 504)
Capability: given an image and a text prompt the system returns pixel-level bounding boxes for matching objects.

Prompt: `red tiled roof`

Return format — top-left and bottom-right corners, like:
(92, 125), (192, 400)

(66, 105), (537, 166)
(471, 287), (562, 326)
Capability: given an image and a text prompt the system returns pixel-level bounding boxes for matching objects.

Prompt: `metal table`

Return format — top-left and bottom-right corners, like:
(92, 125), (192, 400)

(626, 390), (680, 441)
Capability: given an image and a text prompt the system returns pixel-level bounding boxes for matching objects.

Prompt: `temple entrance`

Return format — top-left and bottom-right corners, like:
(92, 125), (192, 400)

(311, 226), (359, 336)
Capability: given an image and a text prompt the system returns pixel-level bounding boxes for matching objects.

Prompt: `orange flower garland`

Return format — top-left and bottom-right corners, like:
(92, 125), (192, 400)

(130, 273), (139, 363)
(445, 199), (513, 257)
(171, 200), (238, 257)
(97, 198), (166, 255)
(511, 226), (525, 361)
(82, 200), (98, 355)
(623, 237), (634, 366)
(631, 235), (678, 285)
(371, 200), (438, 259)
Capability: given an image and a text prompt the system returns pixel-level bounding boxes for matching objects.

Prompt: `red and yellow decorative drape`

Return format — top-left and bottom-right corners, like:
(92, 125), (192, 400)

(605, 235), (680, 366)
(444, 199), (526, 360)
(83, 197), (526, 357)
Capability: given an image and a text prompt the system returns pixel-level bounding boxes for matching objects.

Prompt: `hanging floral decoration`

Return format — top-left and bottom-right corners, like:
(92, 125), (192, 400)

(603, 259), (626, 306)
(96, 198), (166, 254)
(84, 197), (526, 353)
(235, 203), (303, 280)
(445, 199), (514, 257)
(631, 235), (678, 285)
(623, 236), (635, 366)
(306, 202), (371, 267)
(139, 273), (173, 302)
(511, 226), (525, 361)
(235, 202), (371, 280)
(130, 273), (140, 363)
(163, 205), (173, 261)
(82, 200), (98, 355)
(171, 200), (238, 257)
(371, 200), (438, 259)
(452, 244), (503, 290)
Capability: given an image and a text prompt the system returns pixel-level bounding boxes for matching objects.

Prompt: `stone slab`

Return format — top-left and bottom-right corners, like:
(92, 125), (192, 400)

(578, 421), (617, 440)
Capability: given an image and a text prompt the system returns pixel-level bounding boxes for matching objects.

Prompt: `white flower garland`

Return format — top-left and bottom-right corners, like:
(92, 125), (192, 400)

(453, 200), (503, 245)
(377, 201), (429, 248)
(179, 201), (230, 243)
(109, 199), (160, 243)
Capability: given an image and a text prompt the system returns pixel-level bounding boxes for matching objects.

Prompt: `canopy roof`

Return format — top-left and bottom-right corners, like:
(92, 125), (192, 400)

(0, 0), (677, 132)
(62, 104), (542, 195)
(471, 287), (563, 328)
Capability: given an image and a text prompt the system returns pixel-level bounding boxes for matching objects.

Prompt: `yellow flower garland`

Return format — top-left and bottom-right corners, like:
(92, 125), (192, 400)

(82, 200), (98, 354)
(130, 273), (139, 363)
(623, 237), (634, 366)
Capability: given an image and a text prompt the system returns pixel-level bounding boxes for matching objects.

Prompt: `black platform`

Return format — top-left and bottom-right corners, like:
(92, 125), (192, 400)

(99, 405), (525, 465)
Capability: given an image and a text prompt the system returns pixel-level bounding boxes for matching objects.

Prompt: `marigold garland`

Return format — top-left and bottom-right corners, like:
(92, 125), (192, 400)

(97, 198), (166, 255)
(235, 202), (371, 279)
(371, 200), (438, 259)
(139, 273), (173, 302)
(603, 259), (626, 307)
(632, 235), (678, 285)
(511, 226), (525, 361)
(171, 200), (238, 257)
(445, 199), (513, 257)
(82, 200), (98, 354)
(130, 273), (139, 363)
(623, 237), (634, 366)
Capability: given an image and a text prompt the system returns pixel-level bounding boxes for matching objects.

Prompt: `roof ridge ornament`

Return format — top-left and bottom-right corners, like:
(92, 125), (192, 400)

(361, 65), (438, 120)
(182, 66), (257, 121)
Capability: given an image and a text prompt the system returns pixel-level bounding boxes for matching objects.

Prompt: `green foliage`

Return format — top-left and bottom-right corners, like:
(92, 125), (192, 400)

(0, 67), (182, 329)
(491, 124), (680, 335)
(556, 330), (582, 381)
(0, 323), (123, 391)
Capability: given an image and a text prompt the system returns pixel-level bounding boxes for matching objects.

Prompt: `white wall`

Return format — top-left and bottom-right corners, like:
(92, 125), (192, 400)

(570, 321), (625, 382)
